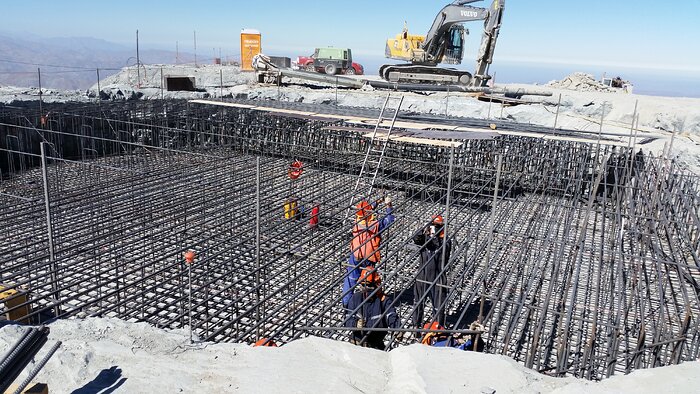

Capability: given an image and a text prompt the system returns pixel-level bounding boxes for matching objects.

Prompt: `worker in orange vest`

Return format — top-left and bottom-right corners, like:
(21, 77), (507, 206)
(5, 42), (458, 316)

(342, 197), (394, 307)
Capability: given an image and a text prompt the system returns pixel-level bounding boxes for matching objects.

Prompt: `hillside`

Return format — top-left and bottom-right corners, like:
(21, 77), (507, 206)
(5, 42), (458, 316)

(0, 33), (195, 90)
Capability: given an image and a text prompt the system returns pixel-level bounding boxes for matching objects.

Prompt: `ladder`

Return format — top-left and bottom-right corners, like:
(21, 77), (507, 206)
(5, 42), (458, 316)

(344, 93), (404, 223)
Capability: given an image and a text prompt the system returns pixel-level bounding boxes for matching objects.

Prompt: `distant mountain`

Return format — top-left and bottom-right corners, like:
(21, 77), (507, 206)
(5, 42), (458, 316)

(0, 33), (198, 90)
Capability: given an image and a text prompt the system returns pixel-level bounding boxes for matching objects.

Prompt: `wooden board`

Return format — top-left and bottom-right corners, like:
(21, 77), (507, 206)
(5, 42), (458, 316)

(189, 99), (256, 109)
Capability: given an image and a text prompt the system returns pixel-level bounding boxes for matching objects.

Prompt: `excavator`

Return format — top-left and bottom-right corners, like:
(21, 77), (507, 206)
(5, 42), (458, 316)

(380, 0), (505, 86)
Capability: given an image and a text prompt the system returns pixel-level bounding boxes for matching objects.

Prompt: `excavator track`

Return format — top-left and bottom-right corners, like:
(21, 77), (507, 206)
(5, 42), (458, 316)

(379, 64), (473, 85)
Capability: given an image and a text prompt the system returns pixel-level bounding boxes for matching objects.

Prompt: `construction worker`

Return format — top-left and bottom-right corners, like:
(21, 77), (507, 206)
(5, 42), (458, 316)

(420, 321), (485, 352)
(409, 214), (452, 329)
(344, 267), (400, 350)
(342, 197), (395, 307)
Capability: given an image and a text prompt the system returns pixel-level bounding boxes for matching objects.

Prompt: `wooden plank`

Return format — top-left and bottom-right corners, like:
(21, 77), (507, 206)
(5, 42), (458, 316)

(363, 132), (462, 147)
(188, 99), (256, 109)
(542, 134), (628, 146)
(253, 107), (316, 116)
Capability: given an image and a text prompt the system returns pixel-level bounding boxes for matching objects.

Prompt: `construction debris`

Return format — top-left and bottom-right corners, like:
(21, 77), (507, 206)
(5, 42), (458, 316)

(547, 72), (626, 93)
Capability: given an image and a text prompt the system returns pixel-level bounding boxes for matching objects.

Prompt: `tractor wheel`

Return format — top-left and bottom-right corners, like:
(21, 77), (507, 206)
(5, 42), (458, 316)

(325, 63), (338, 75)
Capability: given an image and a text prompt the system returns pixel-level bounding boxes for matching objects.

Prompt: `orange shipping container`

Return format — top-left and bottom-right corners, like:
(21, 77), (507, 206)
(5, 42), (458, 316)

(240, 28), (261, 71)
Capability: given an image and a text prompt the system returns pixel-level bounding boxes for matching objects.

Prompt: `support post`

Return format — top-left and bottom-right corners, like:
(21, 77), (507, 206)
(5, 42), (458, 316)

(487, 96), (493, 119)
(37, 68), (43, 123)
(96, 68), (101, 102)
(445, 85), (450, 117)
(136, 30), (141, 88)
(219, 68), (224, 101)
(553, 93), (562, 131)
(160, 67), (164, 100)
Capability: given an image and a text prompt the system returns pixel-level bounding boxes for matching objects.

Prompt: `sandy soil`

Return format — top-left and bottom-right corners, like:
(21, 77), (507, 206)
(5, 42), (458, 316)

(1, 318), (698, 393)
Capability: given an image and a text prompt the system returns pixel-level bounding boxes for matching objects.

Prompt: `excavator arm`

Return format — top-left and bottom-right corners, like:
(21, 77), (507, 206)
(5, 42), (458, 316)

(472, 0), (505, 86)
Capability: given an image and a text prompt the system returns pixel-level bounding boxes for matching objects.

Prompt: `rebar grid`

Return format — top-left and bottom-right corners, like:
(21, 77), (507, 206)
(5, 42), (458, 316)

(0, 100), (698, 381)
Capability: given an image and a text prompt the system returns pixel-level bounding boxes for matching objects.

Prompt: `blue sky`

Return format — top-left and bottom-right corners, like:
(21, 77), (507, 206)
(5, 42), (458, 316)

(3, 0), (699, 74)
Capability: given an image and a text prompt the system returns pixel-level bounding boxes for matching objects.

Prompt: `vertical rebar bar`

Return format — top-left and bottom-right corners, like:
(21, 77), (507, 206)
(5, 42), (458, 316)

(40, 142), (59, 317)
(439, 139), (456, 325)
(480, 154), (503, 322)
(256, 156), (261, 339)
(188, 259), (193, 343)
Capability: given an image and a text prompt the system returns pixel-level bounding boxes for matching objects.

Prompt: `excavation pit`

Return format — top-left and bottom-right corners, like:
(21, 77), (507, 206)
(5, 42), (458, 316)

(0, 99), (699, 380)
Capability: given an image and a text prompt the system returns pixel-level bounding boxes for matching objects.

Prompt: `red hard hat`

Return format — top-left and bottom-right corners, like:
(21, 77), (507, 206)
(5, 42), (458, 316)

(288, 160), (304, 180)
(184, 250), (195, 264)
(432, 215), (444, 225)
(356, 201), (372, 219)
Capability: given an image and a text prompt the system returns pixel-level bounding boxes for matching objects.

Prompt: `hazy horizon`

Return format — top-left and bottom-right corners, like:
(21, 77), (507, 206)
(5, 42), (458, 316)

(1, 30), (698, 98)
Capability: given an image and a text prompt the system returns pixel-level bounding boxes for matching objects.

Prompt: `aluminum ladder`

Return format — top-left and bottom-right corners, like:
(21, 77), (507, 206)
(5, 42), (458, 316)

(343, 93), (404, 223)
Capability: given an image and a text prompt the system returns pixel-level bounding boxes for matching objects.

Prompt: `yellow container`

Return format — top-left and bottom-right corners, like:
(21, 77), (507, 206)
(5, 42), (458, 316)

(240, 29), (261, 72)
(284, 199), (298, 220)
(0, 285), (31, 323)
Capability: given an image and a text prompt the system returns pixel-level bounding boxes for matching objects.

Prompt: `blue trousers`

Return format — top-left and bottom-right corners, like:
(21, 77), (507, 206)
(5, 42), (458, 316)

(342, 254), (364, 306)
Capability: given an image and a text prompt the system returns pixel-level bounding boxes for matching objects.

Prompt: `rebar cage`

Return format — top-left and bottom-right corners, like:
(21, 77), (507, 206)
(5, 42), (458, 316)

(1, 99), (699, 380)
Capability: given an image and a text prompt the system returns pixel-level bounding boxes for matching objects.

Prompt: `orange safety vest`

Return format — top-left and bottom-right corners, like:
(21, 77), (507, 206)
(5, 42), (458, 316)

(351, 219), (381, 263)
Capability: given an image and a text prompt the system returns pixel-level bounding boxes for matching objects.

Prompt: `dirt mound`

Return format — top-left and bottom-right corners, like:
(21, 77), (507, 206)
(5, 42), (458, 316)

(547, 72), (617, 93)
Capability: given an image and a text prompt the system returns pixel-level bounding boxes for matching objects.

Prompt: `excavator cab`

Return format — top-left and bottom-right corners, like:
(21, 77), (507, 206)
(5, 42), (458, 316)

(441, 25), (466, 65)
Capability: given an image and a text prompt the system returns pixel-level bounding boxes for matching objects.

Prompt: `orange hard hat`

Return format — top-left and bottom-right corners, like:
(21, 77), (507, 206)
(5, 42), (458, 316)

(356, 201), (372, 219)
(184, 250), (195, 264)
(253, 338), (278, 347)
(359, 266), (381, 286)
(423, 321), (443, 331)
(431, 215), (444, 225)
